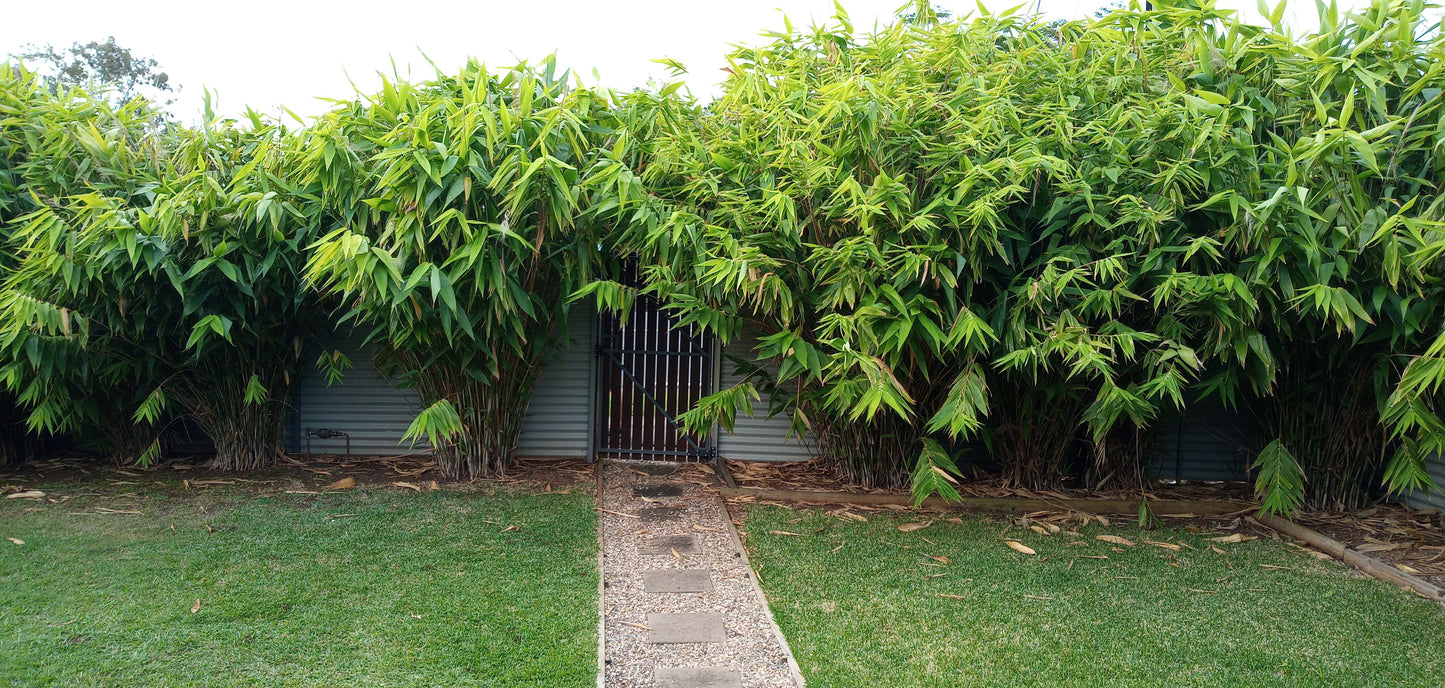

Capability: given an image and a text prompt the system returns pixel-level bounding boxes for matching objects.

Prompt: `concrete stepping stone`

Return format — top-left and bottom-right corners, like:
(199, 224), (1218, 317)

(633, 485), (684, 498)
(655, 666), (742, 688)
(639, 535), (699, 555)
(637, 506), (685, 523)
(635, 463), (680, 476)
(643, 569), (714, 593)
(647, 613), (727, 643)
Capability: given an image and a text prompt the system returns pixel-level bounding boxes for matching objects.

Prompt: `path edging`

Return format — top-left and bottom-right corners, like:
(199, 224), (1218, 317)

(595, 461), (606, 688)
(714, 491), (808, 687)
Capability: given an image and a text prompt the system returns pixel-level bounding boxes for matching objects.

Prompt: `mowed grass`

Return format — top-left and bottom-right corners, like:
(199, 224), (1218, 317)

(744, 505), (1445, 688)
(0, 484), (598, 687)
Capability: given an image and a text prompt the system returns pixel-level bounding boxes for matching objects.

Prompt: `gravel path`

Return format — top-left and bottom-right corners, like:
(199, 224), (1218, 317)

(600, 460), (802, 688)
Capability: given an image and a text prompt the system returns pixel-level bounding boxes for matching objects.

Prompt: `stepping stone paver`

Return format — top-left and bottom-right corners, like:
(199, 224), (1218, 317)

(635, 463), (680, 476)
(639, 535), (699, 555)
(655, 667), (742, 688)
(633, 485), (684, 498)
(648, 612), (727, 643)
(644, 569), (715, 593)
(637, 506), (685, 523)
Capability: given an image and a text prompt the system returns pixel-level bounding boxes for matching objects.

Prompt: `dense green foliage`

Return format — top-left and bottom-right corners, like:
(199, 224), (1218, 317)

(744, 505), (1445, 686)
(300, 59), (615, 478)
(0, 67), (326, 469)
(2, 1), (1443, 510)
(601, 0), (1445, 510)
(0, 483), (599, 686)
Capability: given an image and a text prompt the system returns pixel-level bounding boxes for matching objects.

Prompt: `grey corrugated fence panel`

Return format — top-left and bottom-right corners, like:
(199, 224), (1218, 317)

(714, 333), (819, 463)
(515, 305), (594, 459)
(291, 332), (429, 456)
(1152, 400), (1255, 481)
(1403, 455), (1445, 512)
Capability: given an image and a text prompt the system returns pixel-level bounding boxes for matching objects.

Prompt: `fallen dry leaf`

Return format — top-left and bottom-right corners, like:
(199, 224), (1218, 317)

(1208, 533), (1257, 544)
(1144, 540), (1183, 551)
(1210, 546), (1227, 555)
(1005, 541), (1037, 555)
(1096, 535), (1136, 547)
(499, 525), (520, 533)
(427, 481), (440, 490)
(393, 482), (421, 492)
(6, 538), (22, 546)
(769, 530), (803, 537)
(5, 491), (44, 500)
(1356, 542), (1400, 553)
(898, 521), (932, 533)
(1395, 563), (1422, 574)
(190, 599), (202, 614)
(325, 477), (357, 491)
(926, 554), (952, 565)
(692, 524), (718, 532)
(939, 593), (967, 600)
(1029, 525), (1051, 536)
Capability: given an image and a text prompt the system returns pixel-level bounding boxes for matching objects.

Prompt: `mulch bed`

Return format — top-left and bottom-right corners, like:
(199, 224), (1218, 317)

(724, 458), (1445, 589)
(0, 453), (596, 499)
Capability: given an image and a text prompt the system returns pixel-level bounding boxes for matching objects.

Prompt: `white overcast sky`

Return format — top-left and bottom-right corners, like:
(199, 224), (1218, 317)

(2, 0), (1357, 123)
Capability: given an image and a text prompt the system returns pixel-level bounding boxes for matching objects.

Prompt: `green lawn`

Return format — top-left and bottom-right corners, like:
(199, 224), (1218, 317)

(0, 483), (598, 687)
(744, 506), (1445, 688)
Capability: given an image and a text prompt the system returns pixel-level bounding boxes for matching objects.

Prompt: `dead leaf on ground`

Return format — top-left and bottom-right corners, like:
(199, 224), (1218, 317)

(1006, 541), (1036, 555)
(926, 554), (951, 565)
(1096, 535), (1136, 547)
(326, 477), (357, 491)
(1395, 563), (1423, 574)
(1144, 540), (1182, 551)
(1030, 525), (1051, 536)
(6, 538), (22, 546)
(6, 491), (44, 499)
(1356, 542), (1400, 553)
(499, 525), (519, 533)
(394, 482), (421, 492)
(190, 599), (202, 614)
(1208, 533), (1257, 544)
(769, 530), (803, 537)
(898, 521), (932, 533)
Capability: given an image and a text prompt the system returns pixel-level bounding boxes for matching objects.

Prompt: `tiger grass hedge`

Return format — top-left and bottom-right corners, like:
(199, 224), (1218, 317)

(0, 67), (327, 470)
(2, 0), (1443, 513)
(595, 0), (1445, 511)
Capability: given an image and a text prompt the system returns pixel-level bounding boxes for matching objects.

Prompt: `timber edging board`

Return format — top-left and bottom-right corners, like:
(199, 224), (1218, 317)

(716, 487), (1253, 515)
(1255, 513), (1445, 602)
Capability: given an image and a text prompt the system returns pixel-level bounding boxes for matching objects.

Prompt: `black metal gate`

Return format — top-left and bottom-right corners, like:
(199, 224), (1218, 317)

(594, 266), (714, 462)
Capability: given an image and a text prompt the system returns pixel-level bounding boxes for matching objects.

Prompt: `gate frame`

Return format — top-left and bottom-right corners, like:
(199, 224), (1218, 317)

(586, 301), (721, 464)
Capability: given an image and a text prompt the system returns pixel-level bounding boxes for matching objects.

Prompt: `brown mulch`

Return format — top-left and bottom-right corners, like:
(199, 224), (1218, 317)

(723, 458), (1445, 589)
(1297, 506), (1445, 587)
(0, 453), (597, 499)
(724, 458), (1256, 502)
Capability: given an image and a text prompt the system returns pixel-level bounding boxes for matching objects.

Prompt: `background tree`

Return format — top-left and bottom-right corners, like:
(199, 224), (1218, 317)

(15, 37), (173, 109)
